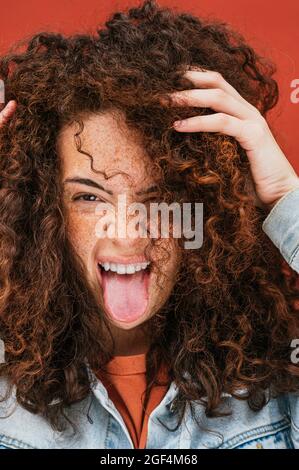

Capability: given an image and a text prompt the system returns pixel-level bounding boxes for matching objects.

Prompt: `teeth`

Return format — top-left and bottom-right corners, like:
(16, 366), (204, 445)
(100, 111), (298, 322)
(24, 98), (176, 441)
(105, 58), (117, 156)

(110, 263), (117, 272)
(117, 264), (126, 274)
(103, 262), (110, 271)
(99, 261), (150, 275)
(126, 264), (136, 274)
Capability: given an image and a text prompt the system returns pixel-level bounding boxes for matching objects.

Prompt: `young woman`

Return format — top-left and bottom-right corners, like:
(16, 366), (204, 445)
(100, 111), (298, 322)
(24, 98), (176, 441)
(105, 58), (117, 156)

(0, 0), (299, 449)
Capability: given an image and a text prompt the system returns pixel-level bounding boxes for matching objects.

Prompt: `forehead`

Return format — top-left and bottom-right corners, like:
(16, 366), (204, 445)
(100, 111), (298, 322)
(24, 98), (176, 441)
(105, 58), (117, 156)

(56, 109), (155, 190)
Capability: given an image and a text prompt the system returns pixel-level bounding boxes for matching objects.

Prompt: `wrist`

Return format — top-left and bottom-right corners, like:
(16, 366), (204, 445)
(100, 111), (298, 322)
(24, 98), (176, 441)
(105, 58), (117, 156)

(266, 178), (299, 212)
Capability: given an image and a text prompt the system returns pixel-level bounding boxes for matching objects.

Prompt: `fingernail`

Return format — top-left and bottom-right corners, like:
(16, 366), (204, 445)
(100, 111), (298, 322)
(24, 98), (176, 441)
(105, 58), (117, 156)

(173, 120), (183, 128)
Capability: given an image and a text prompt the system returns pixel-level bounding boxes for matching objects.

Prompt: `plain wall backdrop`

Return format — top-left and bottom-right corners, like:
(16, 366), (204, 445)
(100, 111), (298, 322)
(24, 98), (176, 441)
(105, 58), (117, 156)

(0, 0), (298, 171)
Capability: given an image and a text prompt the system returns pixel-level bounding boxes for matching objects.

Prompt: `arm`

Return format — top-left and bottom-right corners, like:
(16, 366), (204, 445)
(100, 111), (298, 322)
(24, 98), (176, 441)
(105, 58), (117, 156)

(262, 187), (299, 274)
(263, 188), (299, 448)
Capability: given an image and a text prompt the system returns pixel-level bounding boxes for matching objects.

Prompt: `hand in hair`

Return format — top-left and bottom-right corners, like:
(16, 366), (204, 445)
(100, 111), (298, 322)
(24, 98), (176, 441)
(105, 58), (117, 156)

(161, 68), (299, 212)
(0, 99), (17, 127)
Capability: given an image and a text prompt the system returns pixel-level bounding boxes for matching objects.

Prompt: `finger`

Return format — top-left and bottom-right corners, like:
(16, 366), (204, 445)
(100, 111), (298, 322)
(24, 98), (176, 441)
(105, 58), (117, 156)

(173, 112), (243, 137)
(182, 68), (260, 114)
(168, 88), (257, 120)
(0, 100), (17, 127)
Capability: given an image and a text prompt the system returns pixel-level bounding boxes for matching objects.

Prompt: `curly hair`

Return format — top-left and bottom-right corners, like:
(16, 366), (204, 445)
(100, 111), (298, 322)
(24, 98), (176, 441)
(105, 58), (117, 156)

(0, 0), (299, 433)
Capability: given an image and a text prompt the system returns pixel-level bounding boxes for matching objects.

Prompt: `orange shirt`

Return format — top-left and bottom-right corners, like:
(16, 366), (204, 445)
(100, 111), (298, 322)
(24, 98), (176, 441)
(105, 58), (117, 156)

(94, 353), (170, 449)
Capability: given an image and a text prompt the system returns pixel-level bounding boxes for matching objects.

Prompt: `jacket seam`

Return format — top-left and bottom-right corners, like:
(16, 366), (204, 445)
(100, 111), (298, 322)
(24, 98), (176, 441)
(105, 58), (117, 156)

(290, 243), (299, 266)
(220, 418), (290, 449)
(104, 413), (112, 449)
(0, 433), (36, 449)
(234, 425), (292, 449)
(291, 416), (299, 433)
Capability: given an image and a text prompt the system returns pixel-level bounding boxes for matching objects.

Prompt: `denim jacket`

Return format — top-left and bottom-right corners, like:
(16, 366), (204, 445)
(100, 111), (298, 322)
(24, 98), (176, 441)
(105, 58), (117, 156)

(1, 187), (299, 449)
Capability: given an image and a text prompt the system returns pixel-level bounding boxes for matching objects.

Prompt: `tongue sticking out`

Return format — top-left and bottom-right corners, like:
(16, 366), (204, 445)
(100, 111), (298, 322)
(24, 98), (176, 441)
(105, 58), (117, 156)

(101, 269), (150, 323)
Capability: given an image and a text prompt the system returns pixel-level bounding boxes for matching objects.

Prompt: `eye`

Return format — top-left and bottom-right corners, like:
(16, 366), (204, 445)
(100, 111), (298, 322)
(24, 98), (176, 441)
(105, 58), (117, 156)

(73, 193), (103, 202)
(144, 196), (163, 205)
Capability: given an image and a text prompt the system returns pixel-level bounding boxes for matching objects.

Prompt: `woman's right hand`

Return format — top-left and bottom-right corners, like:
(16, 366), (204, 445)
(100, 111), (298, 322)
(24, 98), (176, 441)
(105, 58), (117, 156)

(0, 100), (17, 127)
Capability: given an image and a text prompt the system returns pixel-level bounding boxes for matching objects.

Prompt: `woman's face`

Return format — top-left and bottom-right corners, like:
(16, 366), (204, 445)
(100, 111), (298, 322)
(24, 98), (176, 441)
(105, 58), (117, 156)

(57, 110), (181, 335)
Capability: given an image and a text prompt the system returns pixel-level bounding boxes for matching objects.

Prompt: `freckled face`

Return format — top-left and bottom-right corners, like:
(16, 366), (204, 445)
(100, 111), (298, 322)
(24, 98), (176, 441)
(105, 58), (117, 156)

(56, 110), (180, 332)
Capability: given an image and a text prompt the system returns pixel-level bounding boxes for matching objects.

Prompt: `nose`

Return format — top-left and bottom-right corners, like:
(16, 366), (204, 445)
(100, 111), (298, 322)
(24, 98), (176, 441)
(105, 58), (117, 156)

(98, 205), (150, 251)
(111, 215), (149, 250)
(111, 235), (148, 251)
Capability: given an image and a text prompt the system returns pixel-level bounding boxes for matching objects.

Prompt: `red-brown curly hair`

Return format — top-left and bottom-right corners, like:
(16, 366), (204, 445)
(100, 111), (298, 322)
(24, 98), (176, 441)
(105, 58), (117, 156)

(0, 0), (298, 433)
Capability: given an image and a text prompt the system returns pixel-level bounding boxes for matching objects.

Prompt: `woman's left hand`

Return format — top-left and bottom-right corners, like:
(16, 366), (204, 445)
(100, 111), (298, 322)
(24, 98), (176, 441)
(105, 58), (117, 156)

(160, 68), (299, 211)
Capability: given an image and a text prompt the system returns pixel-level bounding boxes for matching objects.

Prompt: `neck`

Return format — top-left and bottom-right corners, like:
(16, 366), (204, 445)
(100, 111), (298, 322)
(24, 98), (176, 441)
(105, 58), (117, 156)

(108, 322), (150, 356)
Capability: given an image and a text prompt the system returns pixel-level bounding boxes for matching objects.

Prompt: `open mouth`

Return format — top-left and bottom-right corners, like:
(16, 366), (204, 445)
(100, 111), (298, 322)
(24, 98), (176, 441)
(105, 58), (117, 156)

(96, 260), (152, 324)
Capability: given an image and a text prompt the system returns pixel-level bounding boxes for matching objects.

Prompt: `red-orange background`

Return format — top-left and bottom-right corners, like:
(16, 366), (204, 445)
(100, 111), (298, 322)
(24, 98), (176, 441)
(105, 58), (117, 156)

(0, 0), (298, 172)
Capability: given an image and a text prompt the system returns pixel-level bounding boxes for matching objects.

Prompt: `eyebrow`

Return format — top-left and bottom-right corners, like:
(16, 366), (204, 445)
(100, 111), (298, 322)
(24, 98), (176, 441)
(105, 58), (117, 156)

(63, 177), (114, 195)
(63, 177), (158, 196)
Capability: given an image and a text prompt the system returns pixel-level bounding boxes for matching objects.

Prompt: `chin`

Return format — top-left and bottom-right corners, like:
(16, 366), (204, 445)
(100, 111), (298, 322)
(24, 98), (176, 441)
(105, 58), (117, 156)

(106, 309), (152, 330)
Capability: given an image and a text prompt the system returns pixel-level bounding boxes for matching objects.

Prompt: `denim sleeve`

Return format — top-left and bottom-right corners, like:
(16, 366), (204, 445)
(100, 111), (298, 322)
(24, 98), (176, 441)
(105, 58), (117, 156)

(285, 393), (299, 449)
(265, 188), (299, 448)
(262, 187), (299, 274)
